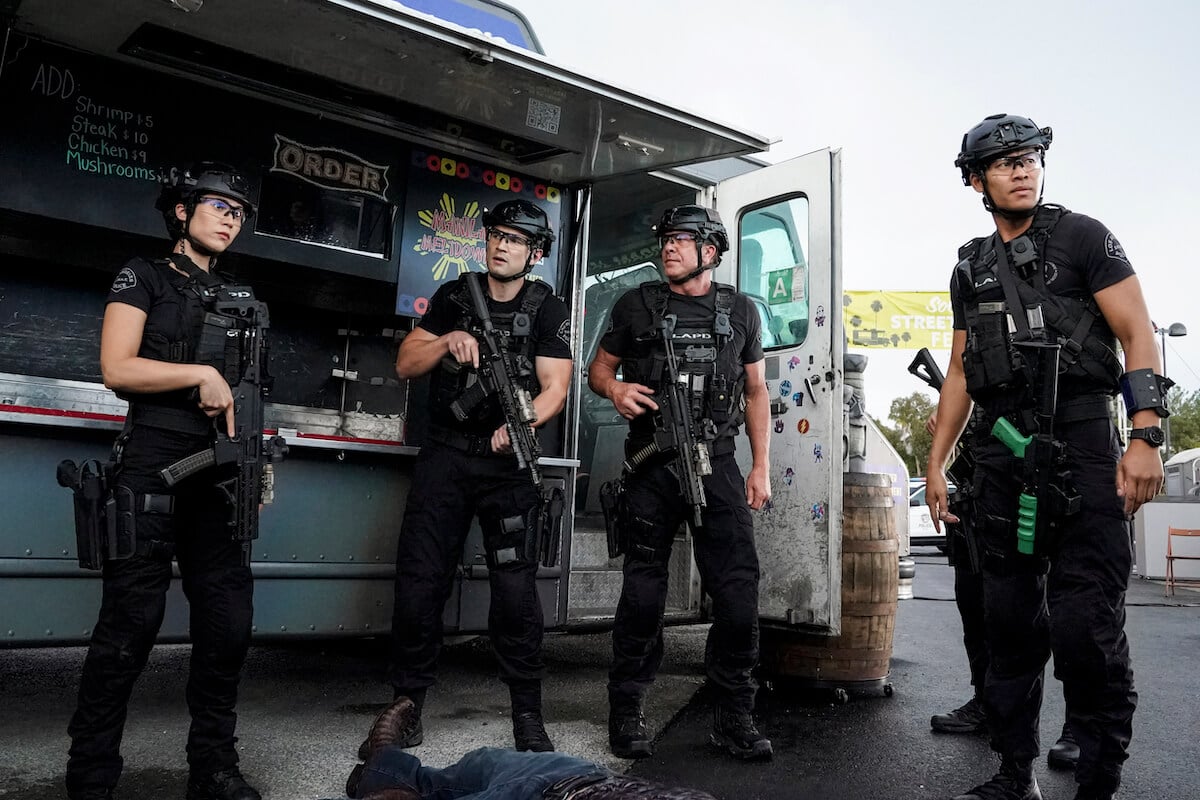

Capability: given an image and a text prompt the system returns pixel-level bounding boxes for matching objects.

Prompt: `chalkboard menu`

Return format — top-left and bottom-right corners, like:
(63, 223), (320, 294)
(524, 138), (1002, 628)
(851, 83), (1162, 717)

(0, 35), (407, 283)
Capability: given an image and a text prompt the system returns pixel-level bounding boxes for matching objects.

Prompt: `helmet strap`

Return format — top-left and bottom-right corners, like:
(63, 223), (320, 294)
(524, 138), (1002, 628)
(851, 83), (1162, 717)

(178, 202), (220, 265)
(489, 240), (540, 283)
(667, 241), (715, 285)
(979, 174), (1042, 221)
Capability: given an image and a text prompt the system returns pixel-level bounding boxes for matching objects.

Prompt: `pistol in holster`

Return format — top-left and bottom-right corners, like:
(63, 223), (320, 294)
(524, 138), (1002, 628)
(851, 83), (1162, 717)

(537, 486), (566, 568)
(599, 478), (627, 559)
(56, 459), (137, 570)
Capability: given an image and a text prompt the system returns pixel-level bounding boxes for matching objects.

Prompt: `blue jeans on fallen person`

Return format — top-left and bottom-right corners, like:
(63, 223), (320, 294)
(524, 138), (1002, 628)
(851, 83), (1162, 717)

(355, 746), (609, 800)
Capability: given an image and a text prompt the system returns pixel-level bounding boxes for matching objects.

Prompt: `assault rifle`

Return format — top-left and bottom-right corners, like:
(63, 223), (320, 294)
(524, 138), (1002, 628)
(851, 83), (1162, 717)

(991, 341), (1079, 555)
(624, 313), (713, 529)
(908, 347), (980, 570)
(159, 287), (287, 557)
(449, 272), (543, 487)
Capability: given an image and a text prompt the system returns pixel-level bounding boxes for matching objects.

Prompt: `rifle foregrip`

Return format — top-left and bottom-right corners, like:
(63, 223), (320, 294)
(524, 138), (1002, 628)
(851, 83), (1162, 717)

(1016, 492), (1037, 555)
(159, 449), (217, 486)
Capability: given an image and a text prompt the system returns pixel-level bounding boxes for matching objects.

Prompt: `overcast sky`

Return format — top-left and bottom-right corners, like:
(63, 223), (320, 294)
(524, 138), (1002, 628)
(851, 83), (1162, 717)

(514, 0), (1199, 419)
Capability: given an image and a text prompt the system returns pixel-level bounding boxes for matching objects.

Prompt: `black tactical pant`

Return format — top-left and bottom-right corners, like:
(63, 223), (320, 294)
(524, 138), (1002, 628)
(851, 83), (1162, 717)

(974, 417), (1136, 794)
(952, 559), (990, 695)
(388, 441), (545, 699)
(66, 425), (254, 795)
(609, 451), (760, 714)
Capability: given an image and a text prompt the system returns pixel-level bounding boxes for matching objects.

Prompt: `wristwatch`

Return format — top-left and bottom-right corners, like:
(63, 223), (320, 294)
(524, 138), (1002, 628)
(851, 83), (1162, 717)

(1129, 426), (1166, 448)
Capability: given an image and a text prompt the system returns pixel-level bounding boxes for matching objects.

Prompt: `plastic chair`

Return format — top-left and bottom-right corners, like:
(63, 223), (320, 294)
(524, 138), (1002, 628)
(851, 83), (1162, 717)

(1165, 527), (1200, 596)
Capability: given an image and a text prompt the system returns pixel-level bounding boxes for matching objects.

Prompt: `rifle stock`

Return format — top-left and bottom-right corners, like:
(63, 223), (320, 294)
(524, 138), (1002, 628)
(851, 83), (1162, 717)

(908, 347), (946, 391)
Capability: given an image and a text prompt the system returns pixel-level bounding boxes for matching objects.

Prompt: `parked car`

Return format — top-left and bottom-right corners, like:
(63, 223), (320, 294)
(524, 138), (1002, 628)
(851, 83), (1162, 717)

(908, 482), (954, 551)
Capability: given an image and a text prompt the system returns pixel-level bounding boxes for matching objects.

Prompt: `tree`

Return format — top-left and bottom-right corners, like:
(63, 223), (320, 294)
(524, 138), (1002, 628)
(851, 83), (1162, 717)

(877, 391), (938, 476)
(1167, 386), (1200, 457)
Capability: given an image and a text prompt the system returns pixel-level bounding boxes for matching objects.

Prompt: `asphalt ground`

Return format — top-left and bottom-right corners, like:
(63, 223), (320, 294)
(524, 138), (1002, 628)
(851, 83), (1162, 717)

(2, 551), (1197, 799)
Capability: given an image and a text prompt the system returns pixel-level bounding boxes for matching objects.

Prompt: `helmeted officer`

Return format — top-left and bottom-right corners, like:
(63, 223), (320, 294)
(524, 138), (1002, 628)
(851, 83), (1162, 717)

(66, 163), (263, 800)
(927, 114), (1167, 800)
(385, 199), (573, 753)
(588, 205), (772, 762)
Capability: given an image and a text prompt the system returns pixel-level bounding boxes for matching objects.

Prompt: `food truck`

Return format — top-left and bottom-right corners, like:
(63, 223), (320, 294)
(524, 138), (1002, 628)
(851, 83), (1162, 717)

(0, 0), (867, 646)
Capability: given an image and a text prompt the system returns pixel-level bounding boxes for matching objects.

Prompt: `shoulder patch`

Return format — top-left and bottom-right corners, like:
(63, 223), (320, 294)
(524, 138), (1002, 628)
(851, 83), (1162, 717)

(1104, 233), (1129, 265)
(111, 266), (138, 293)
(556, 319), (572, 346)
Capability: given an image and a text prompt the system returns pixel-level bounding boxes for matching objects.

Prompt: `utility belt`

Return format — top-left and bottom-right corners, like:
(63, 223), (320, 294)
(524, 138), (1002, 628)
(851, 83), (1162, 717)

(624, 433), (735, 462)
(977, 393), (1110, 434)
(55, 459), (177, 569)
(427, 424), (506, 457)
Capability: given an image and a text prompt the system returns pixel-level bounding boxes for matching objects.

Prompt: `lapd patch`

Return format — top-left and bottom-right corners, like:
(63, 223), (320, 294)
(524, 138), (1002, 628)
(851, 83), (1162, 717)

(1043, 261), (1059, 285)
(111, 267), (137, 293)
(556, 319), (571, 346)
(1104, 233), (1129, 264)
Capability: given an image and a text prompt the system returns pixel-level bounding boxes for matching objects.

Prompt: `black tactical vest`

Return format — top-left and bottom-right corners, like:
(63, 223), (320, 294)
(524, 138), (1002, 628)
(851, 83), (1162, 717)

(621, 281), (745, 437)
(954, 205), (1122, 409)
(434, 274), (552, 428)
(125, 257), (254, 432)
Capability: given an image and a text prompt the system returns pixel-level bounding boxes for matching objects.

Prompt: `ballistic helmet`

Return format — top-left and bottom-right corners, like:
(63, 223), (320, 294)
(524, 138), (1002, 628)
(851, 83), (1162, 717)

(652, 205), (729, 253)
(955, 114), (1052, 185)
(482, 199), (554, 257)
(156, 161), (256, 239)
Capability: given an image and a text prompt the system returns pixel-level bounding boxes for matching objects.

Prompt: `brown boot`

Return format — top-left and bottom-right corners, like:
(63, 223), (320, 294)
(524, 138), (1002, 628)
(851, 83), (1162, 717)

(357, 696), (424, 760)
(367, 696), (422, 755)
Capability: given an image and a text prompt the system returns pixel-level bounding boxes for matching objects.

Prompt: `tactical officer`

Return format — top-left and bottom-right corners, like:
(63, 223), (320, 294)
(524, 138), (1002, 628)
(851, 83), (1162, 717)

(385, 199), (572, 753)
(927, 114), (1166, 800)
(66, 163), (263, 800)
(588, 205), (772, 762)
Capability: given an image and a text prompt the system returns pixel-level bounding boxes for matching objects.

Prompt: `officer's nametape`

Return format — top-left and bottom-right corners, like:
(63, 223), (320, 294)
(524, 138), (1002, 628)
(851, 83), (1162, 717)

(843, 290), (954, 351)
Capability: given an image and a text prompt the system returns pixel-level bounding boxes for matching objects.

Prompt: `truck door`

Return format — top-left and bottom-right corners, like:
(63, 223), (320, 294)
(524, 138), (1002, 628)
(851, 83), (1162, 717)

(713, 148), (845, 633)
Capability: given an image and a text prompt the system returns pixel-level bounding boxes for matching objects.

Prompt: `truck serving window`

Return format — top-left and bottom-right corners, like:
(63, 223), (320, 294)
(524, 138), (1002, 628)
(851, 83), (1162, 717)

(739, 196), (811, 349)
(255, 172), (394, 258)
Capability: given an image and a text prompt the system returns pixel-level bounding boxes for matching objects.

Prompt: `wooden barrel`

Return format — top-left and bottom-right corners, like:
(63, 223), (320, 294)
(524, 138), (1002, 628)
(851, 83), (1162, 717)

(761, 472), (898, 686)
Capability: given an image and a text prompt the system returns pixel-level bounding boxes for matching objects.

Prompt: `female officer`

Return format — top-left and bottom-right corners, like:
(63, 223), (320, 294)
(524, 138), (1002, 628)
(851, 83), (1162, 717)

(65, 163), (262, 800)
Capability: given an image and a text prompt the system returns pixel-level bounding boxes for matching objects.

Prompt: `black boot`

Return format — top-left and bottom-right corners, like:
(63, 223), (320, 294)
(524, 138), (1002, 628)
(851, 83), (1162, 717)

(512, 709), (554, 752)
(509, 681), (553, 752)
(609, 701), (654, 759)
(951, 759), (1041, 800)
(710, 706), (772, 761)
(1047, 722), (1080, 770)
(186, 767), (262, 800)
(358, 689), (425, 760)
(931, 696), (988, 734)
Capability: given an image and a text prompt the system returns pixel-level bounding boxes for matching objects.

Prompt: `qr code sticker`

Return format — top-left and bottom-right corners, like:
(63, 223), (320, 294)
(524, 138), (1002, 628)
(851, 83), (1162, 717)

(526, 97), (561, 134)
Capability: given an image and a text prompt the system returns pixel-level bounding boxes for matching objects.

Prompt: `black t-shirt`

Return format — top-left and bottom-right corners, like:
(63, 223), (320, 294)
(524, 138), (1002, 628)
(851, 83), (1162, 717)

(951, 212), (1135, 328)
(106, 256), (221, 414)
(419, 276), (572, 433)
(599, 282), (763, 440)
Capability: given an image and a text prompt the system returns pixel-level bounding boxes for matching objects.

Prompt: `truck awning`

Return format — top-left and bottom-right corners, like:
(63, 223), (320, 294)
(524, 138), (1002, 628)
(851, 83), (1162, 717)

(8, 0), (773, 183)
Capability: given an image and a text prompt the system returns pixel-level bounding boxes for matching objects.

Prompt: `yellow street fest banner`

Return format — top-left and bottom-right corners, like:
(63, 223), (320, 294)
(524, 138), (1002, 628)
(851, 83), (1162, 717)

(843, 291), (954, 351)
